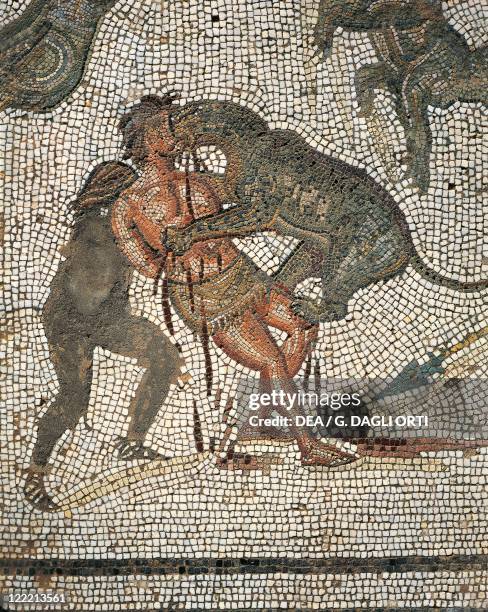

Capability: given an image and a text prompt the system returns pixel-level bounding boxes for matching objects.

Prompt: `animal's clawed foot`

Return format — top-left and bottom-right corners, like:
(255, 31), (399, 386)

(300, 438), (359, 467)
(313, 42), (333, 60)
(354, 79), (376, 118)
(356, 97), (376, 119)
(24, 470), (59, 512)
(115, 437), (167, 461)
(292, 298), (347, 323)
(162, 226), (192, 255)
(403, 164), (430, 194)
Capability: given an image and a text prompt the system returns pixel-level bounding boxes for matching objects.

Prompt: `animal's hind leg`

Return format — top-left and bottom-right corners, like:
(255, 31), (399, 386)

(256, 289), (319, 378)
(291, 207), (410, 325)
(320, 215), (410, 313)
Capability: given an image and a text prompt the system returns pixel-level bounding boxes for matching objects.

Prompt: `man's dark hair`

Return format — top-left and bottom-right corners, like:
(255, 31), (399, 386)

(71, 161), (138, 216)
(118, 93), (178, 165)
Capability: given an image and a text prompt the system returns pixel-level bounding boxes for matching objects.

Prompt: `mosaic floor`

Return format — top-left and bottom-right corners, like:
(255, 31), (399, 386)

(1, 0), (487, 609)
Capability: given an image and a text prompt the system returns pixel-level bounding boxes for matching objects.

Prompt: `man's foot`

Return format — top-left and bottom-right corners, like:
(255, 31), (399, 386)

(24, 470), (59, 511)
(115, 437), (167, 461)
(216, 452), (262, 470)
(300, 438), (359, 467)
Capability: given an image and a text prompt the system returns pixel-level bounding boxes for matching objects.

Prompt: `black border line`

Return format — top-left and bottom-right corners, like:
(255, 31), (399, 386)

(0, 554), (486, 576)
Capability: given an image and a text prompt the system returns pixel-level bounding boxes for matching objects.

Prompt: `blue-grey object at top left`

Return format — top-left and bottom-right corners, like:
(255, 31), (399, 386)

(0, 0), (117, 112)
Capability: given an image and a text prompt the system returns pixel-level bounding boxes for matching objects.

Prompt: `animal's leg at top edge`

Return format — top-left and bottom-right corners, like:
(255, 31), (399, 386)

(313, 0), (341, 58)
(354, 61), (396, 117)
(403, 85), (433, 192)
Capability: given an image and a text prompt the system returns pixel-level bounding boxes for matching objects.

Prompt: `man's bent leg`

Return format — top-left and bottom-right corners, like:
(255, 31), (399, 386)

(103, 316), (181, 460)
(26, 335), (94, 510)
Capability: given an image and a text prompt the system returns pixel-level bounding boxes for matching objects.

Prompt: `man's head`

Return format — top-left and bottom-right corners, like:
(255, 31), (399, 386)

(118, 94), (179, 166)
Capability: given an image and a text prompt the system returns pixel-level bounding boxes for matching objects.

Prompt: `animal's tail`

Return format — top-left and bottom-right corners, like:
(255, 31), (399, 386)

(411, 254), (488, 292)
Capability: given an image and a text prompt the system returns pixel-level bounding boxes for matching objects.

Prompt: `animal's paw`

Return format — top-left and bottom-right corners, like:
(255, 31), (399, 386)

(354, 88), (377, 118)
(354, 85), (375, 118)
(292, 298), (323, 323)
(24, 471), (59, 512)
(403, 164), (429, 194)
(357, 103), (375, 119)
(162, 226), (192, 255)
(115, 437), (168, 461)
(313, 41), (333, 60)
(292, 298), (347, 323)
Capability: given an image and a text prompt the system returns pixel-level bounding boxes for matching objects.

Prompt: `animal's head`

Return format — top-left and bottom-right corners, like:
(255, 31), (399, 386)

(169, 100), (269, 193)
(170, 100), (268, 150)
